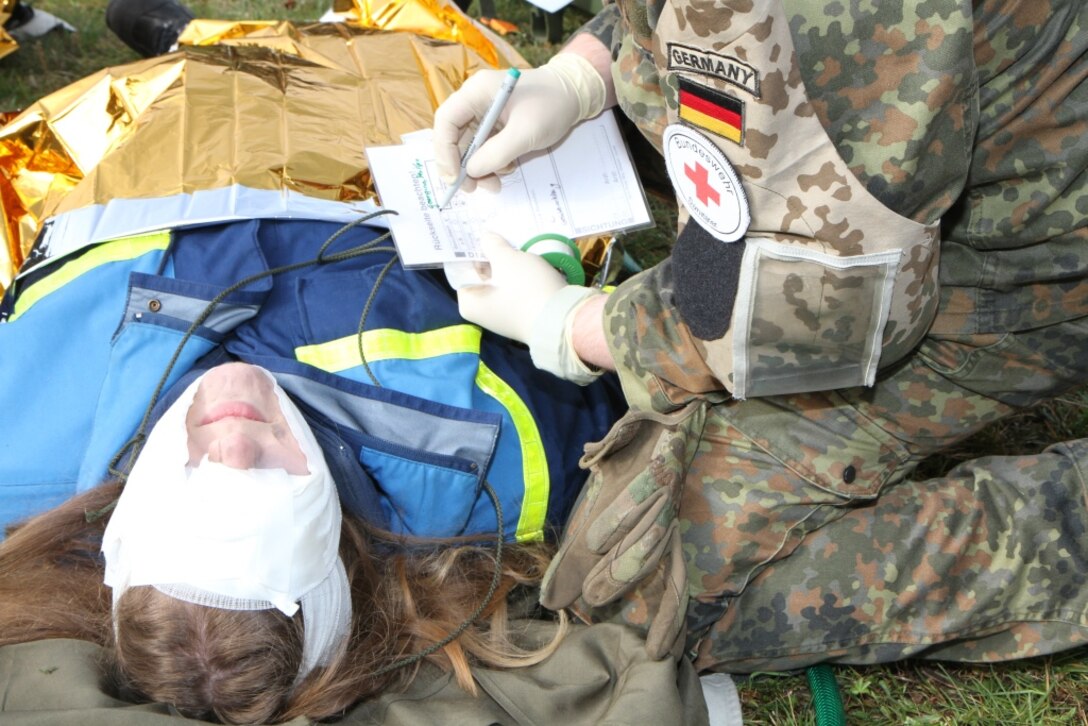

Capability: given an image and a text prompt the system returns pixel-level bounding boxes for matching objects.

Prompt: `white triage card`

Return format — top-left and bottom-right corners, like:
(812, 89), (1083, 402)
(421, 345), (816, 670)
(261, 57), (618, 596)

(365, 111), (653, 268)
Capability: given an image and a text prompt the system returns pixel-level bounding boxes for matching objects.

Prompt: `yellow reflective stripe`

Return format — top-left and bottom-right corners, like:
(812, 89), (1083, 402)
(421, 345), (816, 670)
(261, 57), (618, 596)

(10, 231), (172, 322)
(296, 325), (549, 542)
(295, 325), (482, 371)
(475, 362), (548, 542)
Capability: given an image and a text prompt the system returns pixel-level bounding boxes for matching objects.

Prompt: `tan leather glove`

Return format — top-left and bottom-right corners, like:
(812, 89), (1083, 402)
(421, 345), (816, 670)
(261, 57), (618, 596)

(541, 401), (707, 658)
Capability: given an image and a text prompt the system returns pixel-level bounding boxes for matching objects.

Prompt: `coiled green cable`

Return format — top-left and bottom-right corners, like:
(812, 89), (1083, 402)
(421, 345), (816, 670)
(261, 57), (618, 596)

(806, 664), (847, 726)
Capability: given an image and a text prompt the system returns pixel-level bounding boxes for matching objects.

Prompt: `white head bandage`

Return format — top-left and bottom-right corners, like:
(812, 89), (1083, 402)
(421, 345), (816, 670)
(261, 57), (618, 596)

(101, 367), (352, 683)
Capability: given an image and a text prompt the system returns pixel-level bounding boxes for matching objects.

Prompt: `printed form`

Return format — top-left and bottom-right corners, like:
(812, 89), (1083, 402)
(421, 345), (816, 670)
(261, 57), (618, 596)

(366, 111), (653, 268)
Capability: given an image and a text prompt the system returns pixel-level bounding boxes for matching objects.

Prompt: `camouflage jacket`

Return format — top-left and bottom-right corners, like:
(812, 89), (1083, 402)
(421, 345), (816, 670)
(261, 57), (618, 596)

(579, 0), (1088, 411)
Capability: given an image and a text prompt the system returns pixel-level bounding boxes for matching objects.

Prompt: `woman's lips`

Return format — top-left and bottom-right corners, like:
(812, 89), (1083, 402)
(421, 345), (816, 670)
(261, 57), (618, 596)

(201, 401), (265, 426)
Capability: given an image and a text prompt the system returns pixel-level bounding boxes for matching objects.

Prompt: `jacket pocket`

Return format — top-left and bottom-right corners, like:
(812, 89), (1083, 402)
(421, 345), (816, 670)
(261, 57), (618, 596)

(78, 272), (258, 490)
(79, 315), (219, 490)
(357, 435), (484, 539)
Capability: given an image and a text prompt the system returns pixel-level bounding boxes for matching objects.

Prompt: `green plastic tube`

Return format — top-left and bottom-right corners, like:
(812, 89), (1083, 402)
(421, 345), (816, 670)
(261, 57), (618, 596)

(806, 664), (846, 726)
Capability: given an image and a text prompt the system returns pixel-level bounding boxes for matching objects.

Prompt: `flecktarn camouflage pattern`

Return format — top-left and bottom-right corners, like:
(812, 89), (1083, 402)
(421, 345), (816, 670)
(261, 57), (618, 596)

(595, 0), (945, 400)
(543, 0), (1088, 671)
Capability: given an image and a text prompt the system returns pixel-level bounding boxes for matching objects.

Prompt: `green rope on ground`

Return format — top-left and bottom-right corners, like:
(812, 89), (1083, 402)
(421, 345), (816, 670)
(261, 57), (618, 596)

(806, 664), (846, 726)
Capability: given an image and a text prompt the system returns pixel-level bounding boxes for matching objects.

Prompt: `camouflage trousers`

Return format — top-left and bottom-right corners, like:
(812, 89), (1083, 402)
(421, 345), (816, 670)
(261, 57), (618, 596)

(588, 313), (1088, 672)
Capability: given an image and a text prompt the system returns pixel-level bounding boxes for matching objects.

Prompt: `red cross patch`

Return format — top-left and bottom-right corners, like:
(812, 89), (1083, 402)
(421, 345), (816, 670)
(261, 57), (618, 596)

(684, 162), (721, 206)
(663, 124), (749, 243)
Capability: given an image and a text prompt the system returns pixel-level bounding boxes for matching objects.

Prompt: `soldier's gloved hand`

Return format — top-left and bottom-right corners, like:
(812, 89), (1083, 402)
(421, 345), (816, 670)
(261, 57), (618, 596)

(458, 234), (603, 384)
(541, 402), (707, 658)
(433, 53), (607, 193)
(584, 488), (690, 659)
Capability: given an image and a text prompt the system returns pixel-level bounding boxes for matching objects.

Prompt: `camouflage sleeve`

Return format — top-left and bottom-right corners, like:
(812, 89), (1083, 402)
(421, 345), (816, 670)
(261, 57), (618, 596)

(570, 2), (623, 57)
(604, 259), (733, 413)
(603, 0), (1088, 409)
(932, 1), (1088, 335)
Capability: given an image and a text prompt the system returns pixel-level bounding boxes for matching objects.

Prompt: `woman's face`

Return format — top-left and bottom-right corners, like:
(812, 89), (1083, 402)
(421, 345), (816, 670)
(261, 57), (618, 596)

(185, 363), (309, 474)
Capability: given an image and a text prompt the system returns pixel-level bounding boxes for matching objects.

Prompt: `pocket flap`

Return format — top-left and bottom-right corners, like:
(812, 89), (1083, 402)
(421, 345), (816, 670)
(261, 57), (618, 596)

(358, 439), (481, 539)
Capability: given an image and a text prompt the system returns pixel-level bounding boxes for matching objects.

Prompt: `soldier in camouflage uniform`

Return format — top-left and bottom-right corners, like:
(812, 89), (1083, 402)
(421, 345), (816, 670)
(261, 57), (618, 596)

(434, 0), (1088, 673)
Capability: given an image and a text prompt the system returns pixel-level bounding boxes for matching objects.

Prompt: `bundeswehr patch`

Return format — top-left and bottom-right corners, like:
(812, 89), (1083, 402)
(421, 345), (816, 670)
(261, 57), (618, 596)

(662, 124), (750, 243)
(678, 77), (745, 145)
(667, 44), (760, 97)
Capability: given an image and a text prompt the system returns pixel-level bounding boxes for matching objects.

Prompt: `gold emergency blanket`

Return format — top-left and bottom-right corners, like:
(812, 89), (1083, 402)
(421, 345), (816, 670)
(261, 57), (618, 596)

(0, 1), (16, 62)
(0, 0), (525, 292)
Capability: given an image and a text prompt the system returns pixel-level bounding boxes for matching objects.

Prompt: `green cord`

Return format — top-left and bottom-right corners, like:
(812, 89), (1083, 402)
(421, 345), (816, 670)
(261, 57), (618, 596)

(806, 664), (846, 726)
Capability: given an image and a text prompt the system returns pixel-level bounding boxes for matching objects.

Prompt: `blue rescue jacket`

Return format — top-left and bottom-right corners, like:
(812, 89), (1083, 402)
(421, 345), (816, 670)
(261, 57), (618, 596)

(0, 217), (623, 542)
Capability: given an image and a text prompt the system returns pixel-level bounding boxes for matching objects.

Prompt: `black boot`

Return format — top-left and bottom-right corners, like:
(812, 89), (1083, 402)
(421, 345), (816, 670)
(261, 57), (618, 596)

(4, 1), (76, 42)
(3, 1), (34, 31)
(106, 0), (194, 57)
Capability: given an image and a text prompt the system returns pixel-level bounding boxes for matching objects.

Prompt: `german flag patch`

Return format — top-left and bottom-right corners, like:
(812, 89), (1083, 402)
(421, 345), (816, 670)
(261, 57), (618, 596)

(678, 77), (744, 145)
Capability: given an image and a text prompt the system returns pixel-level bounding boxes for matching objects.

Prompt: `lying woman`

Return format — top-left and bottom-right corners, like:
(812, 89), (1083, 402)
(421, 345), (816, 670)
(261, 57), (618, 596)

(0, 12), (720, 724)
(0, 213), (623, 724)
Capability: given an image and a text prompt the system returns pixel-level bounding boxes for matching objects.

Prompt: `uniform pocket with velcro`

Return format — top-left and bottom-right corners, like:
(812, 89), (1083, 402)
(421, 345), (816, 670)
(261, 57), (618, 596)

(731, 238), (901, 399)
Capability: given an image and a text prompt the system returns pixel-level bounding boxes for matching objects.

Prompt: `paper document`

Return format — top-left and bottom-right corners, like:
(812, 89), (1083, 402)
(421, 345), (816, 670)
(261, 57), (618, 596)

(366, 111), (653, 268)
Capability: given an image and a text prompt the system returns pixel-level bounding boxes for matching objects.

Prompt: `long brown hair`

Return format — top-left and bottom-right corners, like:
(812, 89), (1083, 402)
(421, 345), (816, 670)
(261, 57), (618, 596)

(0, 482), (566, 724)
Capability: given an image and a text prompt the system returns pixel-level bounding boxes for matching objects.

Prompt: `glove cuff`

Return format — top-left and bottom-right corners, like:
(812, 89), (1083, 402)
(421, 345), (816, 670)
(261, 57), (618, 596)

(530, 286), (605, 385)
(545, 52), (607, 122)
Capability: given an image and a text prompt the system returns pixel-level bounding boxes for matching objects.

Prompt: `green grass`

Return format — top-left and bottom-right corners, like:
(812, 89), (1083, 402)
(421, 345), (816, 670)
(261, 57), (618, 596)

(0, 1), (332, 111)
(4, 2), (1088, 724)
(0, 0), (580, 113)
(736, 652), (1088, 725)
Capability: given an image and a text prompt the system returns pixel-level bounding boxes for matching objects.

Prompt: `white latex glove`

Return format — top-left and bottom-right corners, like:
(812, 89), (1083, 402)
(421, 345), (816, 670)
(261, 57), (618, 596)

(459, 234), (603, 384)
(433, 53), (607, 194)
